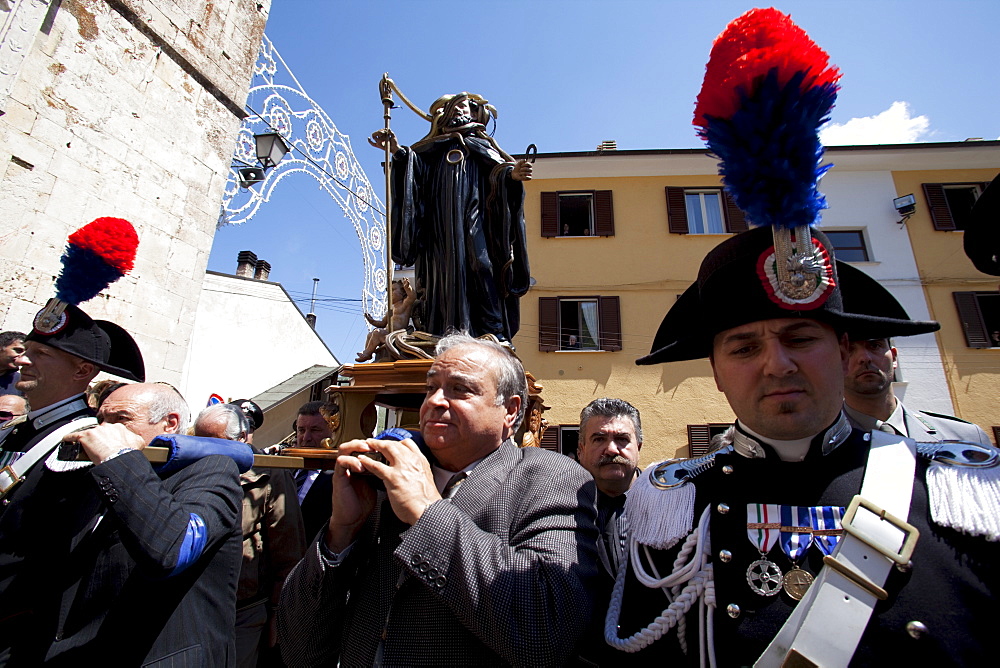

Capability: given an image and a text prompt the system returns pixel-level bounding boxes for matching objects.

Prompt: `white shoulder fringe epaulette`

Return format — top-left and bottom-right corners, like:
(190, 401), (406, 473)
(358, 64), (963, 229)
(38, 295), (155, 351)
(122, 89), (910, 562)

(626, 447), (728, 550)
(922, 441), (1000, 541)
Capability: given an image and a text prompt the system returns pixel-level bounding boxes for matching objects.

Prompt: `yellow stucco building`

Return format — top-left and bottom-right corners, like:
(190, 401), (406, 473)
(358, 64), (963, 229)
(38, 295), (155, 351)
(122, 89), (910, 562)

(513, 141), (999, 466)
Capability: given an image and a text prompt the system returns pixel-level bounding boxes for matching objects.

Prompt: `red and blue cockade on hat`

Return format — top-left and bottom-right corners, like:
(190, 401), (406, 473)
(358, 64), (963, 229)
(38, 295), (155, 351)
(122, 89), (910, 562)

(694, 7), (841, 232)
(54, 216), (139, 305)
(693, 8), (841, 309)
(34, 216), (139, 335)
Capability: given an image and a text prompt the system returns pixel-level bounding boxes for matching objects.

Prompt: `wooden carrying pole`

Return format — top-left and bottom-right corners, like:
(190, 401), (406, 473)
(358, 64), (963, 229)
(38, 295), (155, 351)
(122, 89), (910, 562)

(74, 446), (341, 470)
(380, 74), (394, 318)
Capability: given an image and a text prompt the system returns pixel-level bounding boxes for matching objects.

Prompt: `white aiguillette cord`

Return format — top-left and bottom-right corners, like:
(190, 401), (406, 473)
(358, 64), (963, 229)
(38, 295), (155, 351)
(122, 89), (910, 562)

(755, 430), (918, 668)
(0, 416), (98, 500)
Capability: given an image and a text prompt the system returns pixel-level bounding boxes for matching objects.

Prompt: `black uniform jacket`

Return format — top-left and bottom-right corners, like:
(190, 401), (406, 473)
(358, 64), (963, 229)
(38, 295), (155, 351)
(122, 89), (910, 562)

(615, 429), (999, 666)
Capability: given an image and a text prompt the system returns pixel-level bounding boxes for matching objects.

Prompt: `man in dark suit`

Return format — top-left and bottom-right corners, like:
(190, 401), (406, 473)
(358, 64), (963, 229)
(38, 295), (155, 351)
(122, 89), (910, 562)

(290, 400), (337, 540)
(0, 382), (243, 666)
(278, 333), (599, 667)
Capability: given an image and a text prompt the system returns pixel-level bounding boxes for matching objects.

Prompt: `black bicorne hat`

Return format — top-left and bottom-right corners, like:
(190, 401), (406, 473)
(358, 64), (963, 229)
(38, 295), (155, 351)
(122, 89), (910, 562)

(26, 300), (145, 381)
(637, 227), (940, 365)
(963, 174), (1000, 277)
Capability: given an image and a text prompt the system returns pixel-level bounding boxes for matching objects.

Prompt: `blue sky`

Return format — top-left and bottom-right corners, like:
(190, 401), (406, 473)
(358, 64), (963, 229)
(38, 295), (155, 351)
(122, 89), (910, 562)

(207, 0), (1000, 363)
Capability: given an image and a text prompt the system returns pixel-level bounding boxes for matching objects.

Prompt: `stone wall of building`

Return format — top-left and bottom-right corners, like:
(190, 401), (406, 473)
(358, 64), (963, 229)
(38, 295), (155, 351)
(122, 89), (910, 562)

(0, 0), (269, 384)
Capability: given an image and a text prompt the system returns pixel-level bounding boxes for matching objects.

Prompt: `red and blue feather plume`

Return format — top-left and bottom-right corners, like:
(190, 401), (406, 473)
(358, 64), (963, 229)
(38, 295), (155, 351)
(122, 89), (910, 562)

(54, 217), (139, 305)
(694, 7), (841, 230)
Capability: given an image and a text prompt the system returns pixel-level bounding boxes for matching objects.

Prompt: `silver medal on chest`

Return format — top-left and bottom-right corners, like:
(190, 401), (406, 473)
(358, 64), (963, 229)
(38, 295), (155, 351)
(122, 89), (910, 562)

(746, 558), (783, 597)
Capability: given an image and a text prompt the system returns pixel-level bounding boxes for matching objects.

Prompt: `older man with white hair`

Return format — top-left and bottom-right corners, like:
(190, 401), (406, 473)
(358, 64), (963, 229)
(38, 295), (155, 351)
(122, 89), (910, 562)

(195, 402), (251, 442)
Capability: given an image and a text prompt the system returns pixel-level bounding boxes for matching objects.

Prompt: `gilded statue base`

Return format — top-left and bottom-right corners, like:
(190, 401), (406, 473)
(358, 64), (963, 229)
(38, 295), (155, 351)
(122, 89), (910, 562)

(301, 357), (549, 453)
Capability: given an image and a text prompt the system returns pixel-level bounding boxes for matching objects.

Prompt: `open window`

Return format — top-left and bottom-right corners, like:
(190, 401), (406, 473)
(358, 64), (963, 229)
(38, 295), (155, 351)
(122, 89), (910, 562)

(538, 296), (622, 352)
(922, 182), (991, 231)
(539, 425), (581, 460)
(687, 423), (734, 458)
(540, 191), (615, 237)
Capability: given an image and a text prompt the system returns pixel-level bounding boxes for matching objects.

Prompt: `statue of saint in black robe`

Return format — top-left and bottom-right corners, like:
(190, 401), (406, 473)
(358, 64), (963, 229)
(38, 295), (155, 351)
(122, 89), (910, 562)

(387, 98), (530, 342)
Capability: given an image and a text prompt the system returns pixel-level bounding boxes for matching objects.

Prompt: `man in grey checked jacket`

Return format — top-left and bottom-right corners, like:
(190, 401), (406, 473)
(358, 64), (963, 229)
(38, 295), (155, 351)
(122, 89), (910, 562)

(278, 333), (599, 666)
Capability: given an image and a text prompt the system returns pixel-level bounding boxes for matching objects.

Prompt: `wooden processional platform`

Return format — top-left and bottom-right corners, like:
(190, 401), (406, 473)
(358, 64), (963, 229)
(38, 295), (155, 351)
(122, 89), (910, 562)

(280, 358), (549, 460)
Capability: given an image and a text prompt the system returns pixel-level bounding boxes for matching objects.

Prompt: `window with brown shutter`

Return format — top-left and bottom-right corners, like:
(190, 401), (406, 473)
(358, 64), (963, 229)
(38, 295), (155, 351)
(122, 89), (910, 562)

(953, 291), (1000, 348)
(665, 186), (745, 234)
(540, 190), (614, 237)
(666, 186), (689, 234)
(539, 427), (559, 452)
(598, 296), (622, 351)
(534, 425), (581, 458)
(922, 182), (990, 231)
(687, 423), (735, 457)
(541, 192), (559, 237)
(537, 296), (623, 352)
(723, 192), (748, 233)
(538, 297), (560, 351)
(687, 425), (711, 458)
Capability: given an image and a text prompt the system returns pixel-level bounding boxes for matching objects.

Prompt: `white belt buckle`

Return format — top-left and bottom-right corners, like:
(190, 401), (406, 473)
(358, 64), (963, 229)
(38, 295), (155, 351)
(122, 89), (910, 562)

(820, 495), (920, 601)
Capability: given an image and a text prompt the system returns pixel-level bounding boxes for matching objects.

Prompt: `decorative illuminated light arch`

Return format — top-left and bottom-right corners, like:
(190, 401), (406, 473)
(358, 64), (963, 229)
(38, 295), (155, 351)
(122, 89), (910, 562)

(219, 35), (387, 322)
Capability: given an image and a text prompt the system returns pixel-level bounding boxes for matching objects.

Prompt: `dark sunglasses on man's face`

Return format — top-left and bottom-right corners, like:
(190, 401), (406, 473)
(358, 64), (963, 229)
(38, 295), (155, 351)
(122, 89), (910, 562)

(0, 411), (23, 422)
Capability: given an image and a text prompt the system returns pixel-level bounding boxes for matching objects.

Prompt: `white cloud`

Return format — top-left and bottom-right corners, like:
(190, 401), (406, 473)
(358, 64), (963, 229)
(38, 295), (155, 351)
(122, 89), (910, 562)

(820, 101), (930, 145)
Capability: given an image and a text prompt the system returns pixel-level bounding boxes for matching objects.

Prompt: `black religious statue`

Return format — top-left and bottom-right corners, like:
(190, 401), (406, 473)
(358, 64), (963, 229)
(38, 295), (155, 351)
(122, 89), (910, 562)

(370, 92), (532, 341)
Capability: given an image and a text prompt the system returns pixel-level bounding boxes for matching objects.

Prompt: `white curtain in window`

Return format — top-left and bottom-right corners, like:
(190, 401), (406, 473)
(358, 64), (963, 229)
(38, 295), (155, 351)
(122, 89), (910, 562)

(580, 301), (599, 349)
(685, 193), (705, 233)
(704, 193), (724, 233)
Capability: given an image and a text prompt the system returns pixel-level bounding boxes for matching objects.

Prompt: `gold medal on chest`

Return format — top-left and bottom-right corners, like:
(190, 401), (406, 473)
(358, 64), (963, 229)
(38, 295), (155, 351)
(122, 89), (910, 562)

(782, 565), (814, 600)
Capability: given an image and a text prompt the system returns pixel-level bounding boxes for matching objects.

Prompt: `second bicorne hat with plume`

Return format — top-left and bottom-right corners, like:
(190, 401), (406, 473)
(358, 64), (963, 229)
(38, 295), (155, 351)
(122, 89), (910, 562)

(26, 217), (145, 381)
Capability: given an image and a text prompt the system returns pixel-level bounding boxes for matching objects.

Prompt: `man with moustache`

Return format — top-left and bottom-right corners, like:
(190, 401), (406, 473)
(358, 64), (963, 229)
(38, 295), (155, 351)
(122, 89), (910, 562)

(575, 398), (643, 667)
(577, 398), (643, 581)
(843, 337), (993, 444)
(278, 333), (598, 667)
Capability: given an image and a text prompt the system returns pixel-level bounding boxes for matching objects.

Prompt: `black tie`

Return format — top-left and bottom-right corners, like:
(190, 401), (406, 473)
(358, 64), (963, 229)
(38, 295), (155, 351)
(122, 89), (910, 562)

(442, 471), (467, 499)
